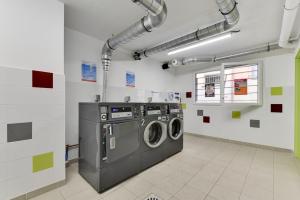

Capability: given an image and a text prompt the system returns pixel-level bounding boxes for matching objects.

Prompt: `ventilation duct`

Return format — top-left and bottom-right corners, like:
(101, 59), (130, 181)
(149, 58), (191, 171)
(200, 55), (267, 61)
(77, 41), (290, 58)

(279, 0), (300, 48)
(134, 0), (240, 60)
(101, 0), (167, 102)
(166, 43), (281, 68)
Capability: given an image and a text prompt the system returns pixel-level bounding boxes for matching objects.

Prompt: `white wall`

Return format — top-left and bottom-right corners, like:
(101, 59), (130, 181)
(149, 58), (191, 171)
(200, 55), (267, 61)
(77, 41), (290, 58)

(65, 28), (176, 159)
(0, 0), (64, 74)
(176, 54), (295, 150)
(0, 0), (65, 199)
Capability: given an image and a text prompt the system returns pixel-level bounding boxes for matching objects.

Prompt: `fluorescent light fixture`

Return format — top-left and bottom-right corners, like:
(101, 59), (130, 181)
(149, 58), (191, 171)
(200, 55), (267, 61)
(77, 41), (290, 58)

(168, 32), (232, 56)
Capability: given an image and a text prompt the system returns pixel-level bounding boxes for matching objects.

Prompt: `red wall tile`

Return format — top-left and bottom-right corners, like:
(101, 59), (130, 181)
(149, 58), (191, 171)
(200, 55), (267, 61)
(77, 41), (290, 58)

(203, 116), (210, 123)
(32, 70), (53, 88)
(271, 104), (283, 113)
(186, 92), (192, 98)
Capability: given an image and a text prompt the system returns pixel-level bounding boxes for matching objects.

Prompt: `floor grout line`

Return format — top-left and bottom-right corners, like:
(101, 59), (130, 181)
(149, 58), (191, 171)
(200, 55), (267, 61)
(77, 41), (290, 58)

(237, 147), (258, 200)
(201, 144), (241, 200)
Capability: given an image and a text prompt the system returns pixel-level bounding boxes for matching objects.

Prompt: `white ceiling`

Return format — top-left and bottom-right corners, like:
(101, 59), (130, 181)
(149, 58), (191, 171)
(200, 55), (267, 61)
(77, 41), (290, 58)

(59, 0), (300, 62)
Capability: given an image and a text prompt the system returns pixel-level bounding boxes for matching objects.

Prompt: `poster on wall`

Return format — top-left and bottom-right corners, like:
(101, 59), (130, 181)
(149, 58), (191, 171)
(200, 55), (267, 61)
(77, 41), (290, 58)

(81, 62), (97, 82)
(205, 83), (215, 97)
(126, 71), (135, 87)
(234, 79), (248, 95)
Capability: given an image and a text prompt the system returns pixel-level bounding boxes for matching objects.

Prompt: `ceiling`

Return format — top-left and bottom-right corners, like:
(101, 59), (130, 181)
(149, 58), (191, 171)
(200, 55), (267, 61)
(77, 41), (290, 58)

(59, 0), (300, 62)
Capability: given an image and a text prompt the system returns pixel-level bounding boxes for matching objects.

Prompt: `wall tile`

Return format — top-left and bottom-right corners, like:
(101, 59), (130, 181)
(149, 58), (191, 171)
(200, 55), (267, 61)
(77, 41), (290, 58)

(232, 111), (241, 119)
(0, 86), (65, 105)
(271, 104), (283, 113)
(203, 116), (210, 123)
(271, 87), (283, 96)
(0, 67), (31, 86)
(181, 103), (187, 110)
(32, 152), (54, 173)
(186, 92), (192, 98)
(7, 122), (32, 143)
(197, 110), (204, 116)
(0, 124), (6, 144)
(32, 70), (53, 89)
(250, 120), (260, 128)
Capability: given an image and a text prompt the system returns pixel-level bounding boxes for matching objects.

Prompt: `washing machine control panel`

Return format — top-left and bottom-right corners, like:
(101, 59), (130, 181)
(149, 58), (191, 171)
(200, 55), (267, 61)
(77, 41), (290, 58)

(100, 105), (139, 120)
(146, 105), (161, 115)
(111, 106), (133, 119)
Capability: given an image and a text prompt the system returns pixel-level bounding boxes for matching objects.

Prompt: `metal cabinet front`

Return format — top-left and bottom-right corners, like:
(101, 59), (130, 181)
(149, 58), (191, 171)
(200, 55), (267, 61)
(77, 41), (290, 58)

(104, 120), (139, 163)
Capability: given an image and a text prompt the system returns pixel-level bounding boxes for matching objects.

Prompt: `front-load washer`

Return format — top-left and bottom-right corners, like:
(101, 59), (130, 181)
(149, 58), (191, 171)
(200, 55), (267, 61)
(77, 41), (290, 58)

(139, 103), (168, 171)
(79, 103), (141, 193)
(163, 103), (183, 159)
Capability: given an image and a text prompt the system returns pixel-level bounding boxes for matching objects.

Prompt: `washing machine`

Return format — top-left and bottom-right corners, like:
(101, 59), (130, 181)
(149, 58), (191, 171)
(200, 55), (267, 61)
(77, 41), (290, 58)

(163, 103), (183, 159)
(139, 103), (168, 171)
(78, 103), (141, 193)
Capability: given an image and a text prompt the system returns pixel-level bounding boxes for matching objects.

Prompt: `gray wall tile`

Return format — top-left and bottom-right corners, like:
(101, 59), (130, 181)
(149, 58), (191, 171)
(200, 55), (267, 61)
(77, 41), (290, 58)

(197, 110), (204, 116)
(250, 120), (260, 128)
(7, 122), (32, 142)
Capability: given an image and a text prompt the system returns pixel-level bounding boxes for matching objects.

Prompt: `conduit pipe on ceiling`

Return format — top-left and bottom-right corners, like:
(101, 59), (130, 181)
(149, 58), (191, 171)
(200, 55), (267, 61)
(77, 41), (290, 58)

(164, 43), (281, 68)
(101, 0), (167, 102)
(134, 0), (240, 60)
(279, 0), (300, 48)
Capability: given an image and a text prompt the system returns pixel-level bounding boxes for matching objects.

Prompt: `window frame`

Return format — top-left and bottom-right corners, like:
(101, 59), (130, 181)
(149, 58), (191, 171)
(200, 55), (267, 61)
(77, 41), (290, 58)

(194, 61), (263, 106)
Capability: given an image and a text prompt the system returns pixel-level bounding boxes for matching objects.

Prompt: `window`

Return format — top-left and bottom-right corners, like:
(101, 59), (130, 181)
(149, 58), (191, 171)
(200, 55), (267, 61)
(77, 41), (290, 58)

(195, 61), (263, 105)
(195, 70), (221, 104)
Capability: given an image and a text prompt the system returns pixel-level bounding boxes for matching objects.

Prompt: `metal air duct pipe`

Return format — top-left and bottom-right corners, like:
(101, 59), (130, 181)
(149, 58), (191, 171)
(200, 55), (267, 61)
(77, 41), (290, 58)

(101, 0), (167, 102)
(134, 0), (240, 60)
(279, 0), (300, 48)
(166, 43), (281, 68)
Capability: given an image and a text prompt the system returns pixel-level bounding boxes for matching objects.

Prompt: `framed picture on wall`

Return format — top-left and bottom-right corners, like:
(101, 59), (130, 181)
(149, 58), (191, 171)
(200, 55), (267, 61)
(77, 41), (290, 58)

(81, 62), (97, 82)
(126, 71), (135, 87)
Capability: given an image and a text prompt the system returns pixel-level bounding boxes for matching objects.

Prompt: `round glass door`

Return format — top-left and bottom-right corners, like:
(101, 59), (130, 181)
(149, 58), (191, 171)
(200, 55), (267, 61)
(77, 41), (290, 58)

(169, 118), (183, 140)
(144, 121), (167, 148)
(148, 122), (163, 145)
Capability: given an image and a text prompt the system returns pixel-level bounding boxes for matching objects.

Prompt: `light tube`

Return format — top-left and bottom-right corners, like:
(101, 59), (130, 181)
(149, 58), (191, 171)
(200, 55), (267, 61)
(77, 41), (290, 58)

(168, 32), (232, 56)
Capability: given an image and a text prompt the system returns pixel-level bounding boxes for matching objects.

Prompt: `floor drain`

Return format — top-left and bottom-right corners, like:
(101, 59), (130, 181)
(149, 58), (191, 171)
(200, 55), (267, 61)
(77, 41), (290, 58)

(145, 194), (161, 200)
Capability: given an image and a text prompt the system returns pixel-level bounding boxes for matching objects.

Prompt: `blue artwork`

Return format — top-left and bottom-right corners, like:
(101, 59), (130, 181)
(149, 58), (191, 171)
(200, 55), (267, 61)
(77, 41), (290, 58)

(81, 62), (97, 82)
(126, 71), (135, 87)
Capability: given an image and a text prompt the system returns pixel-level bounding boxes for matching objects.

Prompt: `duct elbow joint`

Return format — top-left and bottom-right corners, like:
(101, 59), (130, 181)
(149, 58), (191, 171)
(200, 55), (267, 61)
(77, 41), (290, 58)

(143, 0), (167, 30)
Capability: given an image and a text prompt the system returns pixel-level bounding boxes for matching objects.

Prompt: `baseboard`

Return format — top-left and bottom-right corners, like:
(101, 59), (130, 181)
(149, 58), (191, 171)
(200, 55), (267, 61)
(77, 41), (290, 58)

(11, 180), (65, 200)
(65, 158), (79, 167)
(184, 132), (293, 152)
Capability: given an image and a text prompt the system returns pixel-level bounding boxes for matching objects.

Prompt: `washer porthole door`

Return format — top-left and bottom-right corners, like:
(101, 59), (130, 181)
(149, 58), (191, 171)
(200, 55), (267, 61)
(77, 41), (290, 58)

(144, 121), (167, 148)
(169, 118), (183, 140)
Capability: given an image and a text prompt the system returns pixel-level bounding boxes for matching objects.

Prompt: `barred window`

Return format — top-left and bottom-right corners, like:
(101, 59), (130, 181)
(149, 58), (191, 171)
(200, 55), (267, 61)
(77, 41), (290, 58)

(195, 62), (262, 105)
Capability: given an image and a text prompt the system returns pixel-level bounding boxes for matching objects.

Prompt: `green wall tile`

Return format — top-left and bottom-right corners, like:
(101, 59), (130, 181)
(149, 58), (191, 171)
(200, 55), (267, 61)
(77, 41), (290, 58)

(32, 152), (54, 173)
(232, 111), (241, 119)
(271, 87), (283, 96)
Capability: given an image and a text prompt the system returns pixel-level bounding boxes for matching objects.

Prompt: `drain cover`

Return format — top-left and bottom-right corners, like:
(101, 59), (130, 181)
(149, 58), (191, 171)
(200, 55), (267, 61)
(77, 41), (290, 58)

(145, 194), (161, 200)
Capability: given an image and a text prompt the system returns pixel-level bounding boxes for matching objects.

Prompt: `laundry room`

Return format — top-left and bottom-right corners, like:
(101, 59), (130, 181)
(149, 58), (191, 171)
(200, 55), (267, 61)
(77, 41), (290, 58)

(0, 0), (300, 200)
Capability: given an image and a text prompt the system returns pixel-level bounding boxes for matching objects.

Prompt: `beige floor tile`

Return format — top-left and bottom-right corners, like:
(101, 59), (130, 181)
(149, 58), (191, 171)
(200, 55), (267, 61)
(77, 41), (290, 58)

(209, 185), (240, 200)
(102, 187), (136, 200)
(274, 178), (300, 200)
(204, 196), (218, 200)
(216, 175), (245, 193)
(29, 189), (64, 200)
(65, 187), (103, 200)
(174, 185), (207, 200)
(123, 177), (153, 197)
(136, 186), (172, 200)
(59, 175), (92, 199)
(241, 182), (273, 200)
(187, 176), (215, 194)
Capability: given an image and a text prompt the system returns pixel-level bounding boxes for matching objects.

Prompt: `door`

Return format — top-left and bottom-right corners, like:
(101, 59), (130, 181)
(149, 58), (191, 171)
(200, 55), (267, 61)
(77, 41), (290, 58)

(169, 118), (183, 140)
(104, 120), (139, 163)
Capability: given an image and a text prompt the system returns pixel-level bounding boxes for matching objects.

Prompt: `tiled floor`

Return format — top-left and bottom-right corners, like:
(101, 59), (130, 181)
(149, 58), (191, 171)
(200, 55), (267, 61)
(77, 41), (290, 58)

(31, 134), (300, 200)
